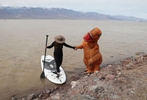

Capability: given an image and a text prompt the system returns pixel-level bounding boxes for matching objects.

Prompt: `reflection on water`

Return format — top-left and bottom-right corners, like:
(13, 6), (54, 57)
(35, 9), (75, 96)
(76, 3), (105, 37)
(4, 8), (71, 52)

(40, 78), (48, 90)
(0, 20), (147, 99)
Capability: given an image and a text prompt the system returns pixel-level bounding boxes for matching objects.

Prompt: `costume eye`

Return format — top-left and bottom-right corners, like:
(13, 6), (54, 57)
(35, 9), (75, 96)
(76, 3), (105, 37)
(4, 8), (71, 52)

(98, 34), (101, 37)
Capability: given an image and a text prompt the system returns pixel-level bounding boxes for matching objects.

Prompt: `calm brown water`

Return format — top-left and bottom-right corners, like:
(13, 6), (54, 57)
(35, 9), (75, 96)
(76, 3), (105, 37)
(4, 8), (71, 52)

(0, 20), (147, 100)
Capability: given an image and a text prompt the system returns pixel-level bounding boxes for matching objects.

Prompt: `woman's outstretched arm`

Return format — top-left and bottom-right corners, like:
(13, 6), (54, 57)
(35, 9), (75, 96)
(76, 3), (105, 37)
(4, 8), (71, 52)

(63, 42), (75, 49)
(46, 41), (55, 48)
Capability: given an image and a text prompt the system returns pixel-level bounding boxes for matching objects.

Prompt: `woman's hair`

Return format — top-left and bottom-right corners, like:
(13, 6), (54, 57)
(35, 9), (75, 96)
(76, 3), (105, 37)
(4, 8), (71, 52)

(55, 42), (63, 50)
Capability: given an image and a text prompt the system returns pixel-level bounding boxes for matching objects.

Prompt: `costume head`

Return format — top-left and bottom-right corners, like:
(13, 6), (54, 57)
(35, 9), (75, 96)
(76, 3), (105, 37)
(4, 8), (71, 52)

(54, 35), (65, 43)
(83, 27), (102, 42)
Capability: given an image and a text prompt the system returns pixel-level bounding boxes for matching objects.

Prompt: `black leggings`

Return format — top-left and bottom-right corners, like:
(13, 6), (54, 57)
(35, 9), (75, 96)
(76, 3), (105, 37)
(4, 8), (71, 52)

(54, 53), (63, 72)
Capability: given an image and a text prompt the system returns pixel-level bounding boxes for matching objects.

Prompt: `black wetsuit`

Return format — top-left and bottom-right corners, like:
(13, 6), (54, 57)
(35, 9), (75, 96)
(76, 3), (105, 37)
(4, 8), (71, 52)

(47, 41), (75, 72)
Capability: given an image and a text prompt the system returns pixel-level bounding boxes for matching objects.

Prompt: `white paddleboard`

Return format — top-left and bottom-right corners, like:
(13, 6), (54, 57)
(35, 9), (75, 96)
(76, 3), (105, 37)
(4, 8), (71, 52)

(41, 55), (66, 84)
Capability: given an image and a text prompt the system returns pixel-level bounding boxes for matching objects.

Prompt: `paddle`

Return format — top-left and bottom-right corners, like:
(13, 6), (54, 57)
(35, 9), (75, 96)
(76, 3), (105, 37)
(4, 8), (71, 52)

(40, 35), (49, 79)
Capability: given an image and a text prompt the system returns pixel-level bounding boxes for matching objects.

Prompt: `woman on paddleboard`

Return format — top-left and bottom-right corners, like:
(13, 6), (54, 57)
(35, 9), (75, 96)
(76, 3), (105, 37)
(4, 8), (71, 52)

(46, 35), (75, 76)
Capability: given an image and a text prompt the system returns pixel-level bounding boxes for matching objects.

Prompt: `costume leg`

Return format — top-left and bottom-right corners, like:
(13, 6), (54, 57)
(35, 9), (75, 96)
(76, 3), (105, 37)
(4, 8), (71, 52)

(87, 64), (94, 73)
(93, 58), (102, 72)
(84, 59), (89, 71)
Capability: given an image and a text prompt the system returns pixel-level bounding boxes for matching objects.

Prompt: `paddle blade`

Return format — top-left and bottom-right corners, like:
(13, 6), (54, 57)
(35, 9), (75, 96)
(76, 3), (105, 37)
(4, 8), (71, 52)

(40, 71), (45, 79)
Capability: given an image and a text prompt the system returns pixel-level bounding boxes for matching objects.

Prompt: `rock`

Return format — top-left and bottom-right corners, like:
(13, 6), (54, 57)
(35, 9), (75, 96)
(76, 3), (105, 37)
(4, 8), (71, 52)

(21, 98), (26, 100)
(70, 76), (79, 81)
(125, 62), (134, 70)
(71, 81), (79, 89)
(27, 93), (35, 100)
(135, 52), (144, 55)
(51, 93), (60, 100)
(45, 89), (51, 94)
(95, 87), (104, 93)
(38, 93), (49, 99)
(89, 86), (104, 93)
(98, 74), (105, 80)
(32, 98), (39, 100)
(89, 85), (98, 91)
(71, 94), (97, 100)
(112, 94), (120, 99)
(105, 74), (115, 80)
(11, 97), (17, 100)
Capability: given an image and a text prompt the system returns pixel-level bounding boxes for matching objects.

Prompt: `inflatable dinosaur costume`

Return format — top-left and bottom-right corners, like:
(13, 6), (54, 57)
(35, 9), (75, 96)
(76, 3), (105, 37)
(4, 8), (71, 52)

(76, 27), (102, 73)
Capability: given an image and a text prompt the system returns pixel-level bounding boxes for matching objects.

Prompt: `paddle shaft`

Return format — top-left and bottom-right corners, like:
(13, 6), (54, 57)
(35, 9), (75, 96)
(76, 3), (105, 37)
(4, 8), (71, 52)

(40, 35), (49, 78)
(43, 35), (48, 70)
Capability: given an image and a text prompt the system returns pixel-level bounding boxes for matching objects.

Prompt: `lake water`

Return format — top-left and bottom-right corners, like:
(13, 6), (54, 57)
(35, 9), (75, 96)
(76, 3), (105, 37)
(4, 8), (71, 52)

(0, 20), (147, 100)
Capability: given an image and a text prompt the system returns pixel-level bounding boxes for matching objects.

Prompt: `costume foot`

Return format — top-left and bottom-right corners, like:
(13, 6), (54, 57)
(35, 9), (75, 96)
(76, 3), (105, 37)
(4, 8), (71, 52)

(84, 71), (93, 76)
(84, 70), (88, 74)
(94, 71), (99, 76)
(94, 71), (99, 73)
(84, 70), (88, 72)
(87, 72), (93, 76)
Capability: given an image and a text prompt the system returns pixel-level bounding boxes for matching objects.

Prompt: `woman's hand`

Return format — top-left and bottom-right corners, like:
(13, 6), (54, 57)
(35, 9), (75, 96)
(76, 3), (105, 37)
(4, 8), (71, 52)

(74, 46), (77, 50)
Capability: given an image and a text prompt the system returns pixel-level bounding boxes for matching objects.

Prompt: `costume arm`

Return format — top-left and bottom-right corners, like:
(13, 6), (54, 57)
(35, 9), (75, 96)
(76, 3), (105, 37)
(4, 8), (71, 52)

(63, 43), (75, 49)
(46, 41), (55, 48)
(75, 42), (84, 49)
(75, 45), (83, 49)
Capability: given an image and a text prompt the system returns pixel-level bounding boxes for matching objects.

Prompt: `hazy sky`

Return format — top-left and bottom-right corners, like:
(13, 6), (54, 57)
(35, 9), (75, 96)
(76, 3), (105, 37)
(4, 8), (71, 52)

(0, 0), (147, 19)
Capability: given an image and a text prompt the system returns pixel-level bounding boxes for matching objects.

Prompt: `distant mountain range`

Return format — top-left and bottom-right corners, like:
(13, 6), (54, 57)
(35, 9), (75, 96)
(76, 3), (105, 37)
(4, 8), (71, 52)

(0, 6), (147, 22)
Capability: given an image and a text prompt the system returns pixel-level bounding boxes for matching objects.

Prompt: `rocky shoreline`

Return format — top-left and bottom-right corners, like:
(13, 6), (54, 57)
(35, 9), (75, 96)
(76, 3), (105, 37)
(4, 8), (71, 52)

(12, 52), (147, 100)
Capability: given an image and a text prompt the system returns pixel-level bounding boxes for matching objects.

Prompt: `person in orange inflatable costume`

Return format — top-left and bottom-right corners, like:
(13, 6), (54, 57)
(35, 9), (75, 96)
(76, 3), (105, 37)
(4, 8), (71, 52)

(75, 27), (102, 73)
